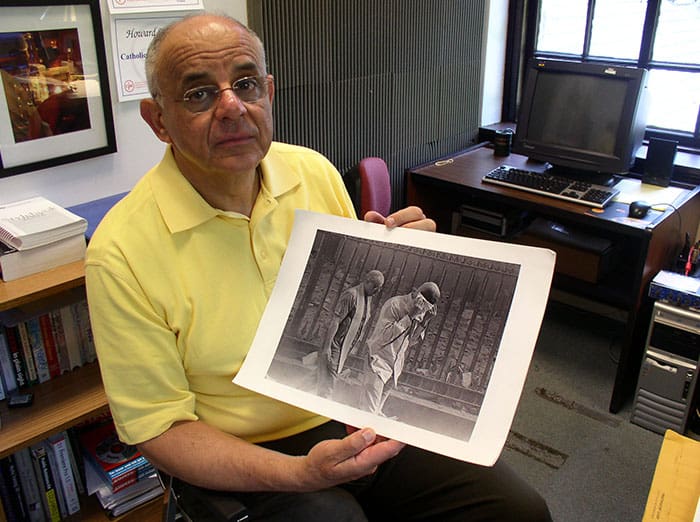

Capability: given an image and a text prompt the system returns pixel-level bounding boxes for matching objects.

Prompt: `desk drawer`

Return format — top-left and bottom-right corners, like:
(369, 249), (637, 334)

(515, 218), (615, 284)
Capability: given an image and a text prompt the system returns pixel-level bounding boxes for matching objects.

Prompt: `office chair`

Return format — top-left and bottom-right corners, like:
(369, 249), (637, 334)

(159, 471), (250, 522)
(343, 157), (393, 218)
(358, 157), (392, 217)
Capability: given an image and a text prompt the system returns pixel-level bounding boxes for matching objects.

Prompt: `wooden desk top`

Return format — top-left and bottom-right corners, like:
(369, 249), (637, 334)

(408, 145), (696, 233)
(411, 145), (545, 187)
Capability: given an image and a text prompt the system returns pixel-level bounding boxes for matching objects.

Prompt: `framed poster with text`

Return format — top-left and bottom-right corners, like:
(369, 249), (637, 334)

(107, 0), (203, 15)
(111, 16), (180, 102)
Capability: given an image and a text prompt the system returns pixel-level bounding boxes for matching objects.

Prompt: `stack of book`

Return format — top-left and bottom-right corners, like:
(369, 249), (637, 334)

(0, 298), (96, 396)
(0, 419), (164, 520)
(0, 430), (85, 522)
(79, 420), (163, 517)
(0, 196), (88, 282)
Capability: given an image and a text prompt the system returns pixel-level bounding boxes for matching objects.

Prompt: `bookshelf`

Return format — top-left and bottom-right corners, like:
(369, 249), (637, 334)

(0, 262), (164, 521)
(0, 260), (85, 312)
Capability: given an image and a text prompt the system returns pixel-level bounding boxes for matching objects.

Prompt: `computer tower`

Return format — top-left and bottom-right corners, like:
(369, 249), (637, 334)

(631, 301), (700, 434)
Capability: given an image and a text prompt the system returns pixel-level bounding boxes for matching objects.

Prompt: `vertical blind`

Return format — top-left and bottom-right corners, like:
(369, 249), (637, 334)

(247, 0), (486, 209)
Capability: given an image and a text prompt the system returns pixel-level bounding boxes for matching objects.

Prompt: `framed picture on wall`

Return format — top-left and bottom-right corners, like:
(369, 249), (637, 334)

(0, 0), (116, 178)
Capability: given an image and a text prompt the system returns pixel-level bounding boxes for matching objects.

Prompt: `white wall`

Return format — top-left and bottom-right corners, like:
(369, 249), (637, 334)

(0, 0), (246, 208)
(481, 0), (509, 127)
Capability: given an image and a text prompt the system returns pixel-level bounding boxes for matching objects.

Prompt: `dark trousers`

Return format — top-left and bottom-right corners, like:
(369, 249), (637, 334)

(230, 420), (552, 521)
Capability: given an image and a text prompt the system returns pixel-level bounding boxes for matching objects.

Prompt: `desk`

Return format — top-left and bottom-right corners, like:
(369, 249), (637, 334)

(406, 144), (700, 413)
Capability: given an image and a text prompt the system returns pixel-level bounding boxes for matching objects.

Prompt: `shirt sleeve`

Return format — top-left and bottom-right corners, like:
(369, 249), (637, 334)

(85, 256), (197, 445)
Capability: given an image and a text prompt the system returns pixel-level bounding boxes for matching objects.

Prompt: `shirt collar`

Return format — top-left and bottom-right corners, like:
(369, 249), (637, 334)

(150, 144), (302, 234)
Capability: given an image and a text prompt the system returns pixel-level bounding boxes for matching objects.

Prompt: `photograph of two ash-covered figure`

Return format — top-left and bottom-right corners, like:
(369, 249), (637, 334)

(266, 230), (520, 440)
(317, 269), (441, 416)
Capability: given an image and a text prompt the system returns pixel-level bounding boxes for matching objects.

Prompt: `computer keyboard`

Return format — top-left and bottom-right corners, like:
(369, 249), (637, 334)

(482, 165), (620, 208)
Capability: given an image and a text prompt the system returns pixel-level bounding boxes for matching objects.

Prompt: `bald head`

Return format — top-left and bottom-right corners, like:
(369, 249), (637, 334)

(144, 13), (266, 98)
(362, 270), (384, 296)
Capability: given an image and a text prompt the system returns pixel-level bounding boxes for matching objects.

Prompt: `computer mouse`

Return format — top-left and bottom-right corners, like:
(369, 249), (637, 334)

(629, 200), (651, 218)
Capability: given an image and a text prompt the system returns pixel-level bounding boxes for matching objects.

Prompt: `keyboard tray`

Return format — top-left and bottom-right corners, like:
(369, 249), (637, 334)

(482, 165), (619, 208)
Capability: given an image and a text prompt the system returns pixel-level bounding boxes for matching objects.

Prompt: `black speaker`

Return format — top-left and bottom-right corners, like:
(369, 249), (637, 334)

(643, 138), (677, 187)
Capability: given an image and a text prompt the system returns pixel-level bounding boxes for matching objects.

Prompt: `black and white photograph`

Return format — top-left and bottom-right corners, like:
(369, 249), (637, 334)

(235, 210), (556, 465)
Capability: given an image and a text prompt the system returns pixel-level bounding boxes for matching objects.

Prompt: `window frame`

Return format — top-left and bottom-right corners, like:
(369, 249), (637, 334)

(504, 0), (700, 152)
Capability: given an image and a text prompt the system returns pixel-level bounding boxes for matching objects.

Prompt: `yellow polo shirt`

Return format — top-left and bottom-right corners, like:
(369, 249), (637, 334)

(85, 142), (356, 445)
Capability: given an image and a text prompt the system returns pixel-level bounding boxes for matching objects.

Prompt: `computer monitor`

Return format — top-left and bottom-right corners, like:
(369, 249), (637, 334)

(512, 59), (649, 186)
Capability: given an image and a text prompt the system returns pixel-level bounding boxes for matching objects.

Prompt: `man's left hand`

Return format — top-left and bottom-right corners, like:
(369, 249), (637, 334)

(364, 206), (436, 231)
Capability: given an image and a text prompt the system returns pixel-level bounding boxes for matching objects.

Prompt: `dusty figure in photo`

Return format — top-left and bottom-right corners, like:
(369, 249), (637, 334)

(317, 269), (384, 398)
(362, 281), (440, 415)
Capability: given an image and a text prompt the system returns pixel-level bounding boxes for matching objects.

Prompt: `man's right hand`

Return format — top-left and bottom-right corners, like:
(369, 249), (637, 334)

(299, 428), (405, 490)
(139, 420), (404, 494)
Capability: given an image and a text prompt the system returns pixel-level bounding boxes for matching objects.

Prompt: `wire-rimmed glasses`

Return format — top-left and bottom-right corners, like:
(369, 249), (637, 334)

(176, 75), (269, 113)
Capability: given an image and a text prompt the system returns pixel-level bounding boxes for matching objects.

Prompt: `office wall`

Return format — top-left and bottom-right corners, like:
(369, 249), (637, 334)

(249, 0), (505, 210)
(0, 1), (505, 209)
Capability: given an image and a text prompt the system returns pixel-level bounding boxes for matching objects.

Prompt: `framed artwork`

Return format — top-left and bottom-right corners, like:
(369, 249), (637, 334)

(0, 0), (116, 178)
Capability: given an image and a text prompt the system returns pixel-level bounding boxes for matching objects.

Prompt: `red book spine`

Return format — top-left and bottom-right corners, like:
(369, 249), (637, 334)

(39, 314), (61, 379)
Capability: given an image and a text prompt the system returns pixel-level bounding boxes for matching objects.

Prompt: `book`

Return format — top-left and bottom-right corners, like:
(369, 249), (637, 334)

(0, 455), (29, 521)
(47, 310), (71, 374)
(0, 461), (22, 521)
(30, 444), (61, 522)
(12, 447), (46, 522)
(84, 456), (162, 516)
(40, 440), (68, 519)
(47, 433), (81, 515)
(71, 300), (96, 364)
(3, 326), (27, 389)
(64, 429), (86, 496)
(38, 314), (61, 379)
(59, 305), (84, 370)
(0, 233), (87, 282)
(24, 318), (51, 384)
(16, 322), (38, 385)
(109, 480), (163, 517)
(79, 420), (154, 493)
(0, 329), (17, 396)
(0, 196), (87, 251)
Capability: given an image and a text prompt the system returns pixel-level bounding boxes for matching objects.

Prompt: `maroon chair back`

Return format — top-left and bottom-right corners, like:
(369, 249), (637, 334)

(358, 157), (392, 217)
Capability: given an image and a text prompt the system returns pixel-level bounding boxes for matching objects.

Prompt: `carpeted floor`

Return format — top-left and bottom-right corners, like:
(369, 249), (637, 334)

(501, 300), (680, 522)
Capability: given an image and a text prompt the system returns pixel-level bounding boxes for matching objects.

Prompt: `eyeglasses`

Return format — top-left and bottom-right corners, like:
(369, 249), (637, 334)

(176, 76), (269, 113)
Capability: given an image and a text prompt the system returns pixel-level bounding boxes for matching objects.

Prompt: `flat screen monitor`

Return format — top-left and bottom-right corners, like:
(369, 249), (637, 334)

(512, 59), (649, 186)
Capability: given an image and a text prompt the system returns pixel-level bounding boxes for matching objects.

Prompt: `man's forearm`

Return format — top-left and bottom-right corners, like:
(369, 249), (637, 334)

(138, 419), (405, 494)
(138, 420), (308, 492)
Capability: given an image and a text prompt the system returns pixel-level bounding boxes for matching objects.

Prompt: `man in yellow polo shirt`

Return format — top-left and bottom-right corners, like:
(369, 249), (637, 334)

(85, 13), (552, 521)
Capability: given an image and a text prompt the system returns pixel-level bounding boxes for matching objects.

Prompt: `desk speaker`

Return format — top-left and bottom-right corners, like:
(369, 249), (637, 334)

(643, 138), (677, 187)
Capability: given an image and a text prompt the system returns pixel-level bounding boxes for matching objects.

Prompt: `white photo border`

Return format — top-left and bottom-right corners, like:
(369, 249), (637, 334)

(235, 211), (556, 466)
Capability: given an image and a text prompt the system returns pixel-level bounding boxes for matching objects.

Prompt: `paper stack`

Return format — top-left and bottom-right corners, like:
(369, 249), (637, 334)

(0, 196), (87, 281)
